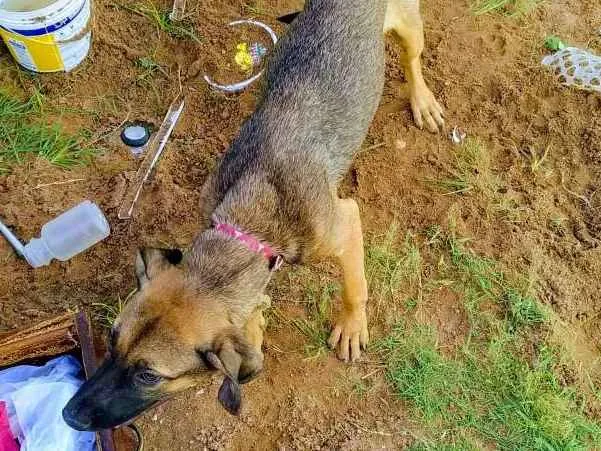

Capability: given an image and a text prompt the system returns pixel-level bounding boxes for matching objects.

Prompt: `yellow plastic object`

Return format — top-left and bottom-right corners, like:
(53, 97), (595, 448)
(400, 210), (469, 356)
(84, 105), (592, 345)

(234, 42), (254, 73)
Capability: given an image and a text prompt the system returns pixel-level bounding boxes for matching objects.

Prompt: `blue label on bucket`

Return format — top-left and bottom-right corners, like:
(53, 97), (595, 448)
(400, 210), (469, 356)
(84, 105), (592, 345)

(0, 0), (85, 37)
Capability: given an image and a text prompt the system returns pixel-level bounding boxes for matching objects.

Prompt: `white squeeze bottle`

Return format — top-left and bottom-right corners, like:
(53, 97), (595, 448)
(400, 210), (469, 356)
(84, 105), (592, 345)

(22, 201), (110, 268)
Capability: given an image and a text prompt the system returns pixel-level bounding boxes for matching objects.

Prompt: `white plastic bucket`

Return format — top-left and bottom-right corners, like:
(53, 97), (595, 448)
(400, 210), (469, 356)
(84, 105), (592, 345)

(0, 0), (92, 72)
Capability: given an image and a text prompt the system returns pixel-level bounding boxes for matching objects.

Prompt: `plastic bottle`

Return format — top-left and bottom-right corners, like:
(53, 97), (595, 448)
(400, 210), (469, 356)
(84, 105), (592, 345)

(22, 201), (110, 268)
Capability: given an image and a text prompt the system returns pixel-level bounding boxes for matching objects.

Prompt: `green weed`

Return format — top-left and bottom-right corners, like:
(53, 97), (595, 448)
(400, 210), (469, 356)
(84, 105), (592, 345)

(472, 0), (541, 16)
(0, 91), (97, 173)
(135, 56), (167, 81)
(446, 236), (545, 333)
(125, 2), (201, 43)
(430, 139), (525, 223)
(442, 138), (498, 196)
(379, 323), (601, 450)
(291, 282), (337, 358)
(92, 289), (136, 329)
(242, 1), (269, 15)
(365, 224), (423, 317)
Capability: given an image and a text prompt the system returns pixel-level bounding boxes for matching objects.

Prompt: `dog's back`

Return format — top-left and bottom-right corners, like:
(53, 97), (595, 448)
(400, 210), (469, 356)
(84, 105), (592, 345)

(261, 0), (387, 180)
(210, 0), (387, 260)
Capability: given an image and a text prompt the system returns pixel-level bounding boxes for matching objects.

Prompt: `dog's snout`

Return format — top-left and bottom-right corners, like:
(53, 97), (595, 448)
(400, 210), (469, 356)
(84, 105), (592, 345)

(62, 402), (93, 431)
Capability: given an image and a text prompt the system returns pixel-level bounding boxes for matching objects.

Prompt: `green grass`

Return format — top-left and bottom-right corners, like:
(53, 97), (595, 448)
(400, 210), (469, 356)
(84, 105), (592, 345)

(120, 2), (201, 43)
(365, 224), (423, 317)
(429, 138), (525, 223)
(0, 91), (97, 173)
(472, 0), (541, 16)
(92, 289), (135, 329)
(446, 236), (546, 333)
(291, 281), (337, 358)
(375, 230), (601, 450)
(242, 1), (269, 15)
(135, 56), (167, 81)
(431, 138), (499, 196)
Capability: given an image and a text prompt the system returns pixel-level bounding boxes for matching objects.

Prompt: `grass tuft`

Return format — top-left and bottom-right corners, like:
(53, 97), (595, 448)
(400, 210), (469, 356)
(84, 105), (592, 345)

(0, 91), (97, 173)
(365, 224), (423, 317)
(291, 282), (337, 358)
(472, 0), (541, 16)
(135, 56), (167, 81)
(435, 138), (498, 196)
(242, 1), (269, 15)
(429, 138), (525, 223)
(124, 2), (201, 43)
(92, 290), (136, 329)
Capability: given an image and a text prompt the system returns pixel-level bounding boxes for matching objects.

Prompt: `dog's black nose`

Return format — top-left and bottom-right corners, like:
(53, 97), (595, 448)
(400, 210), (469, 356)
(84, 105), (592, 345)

(62, 405), (93, 431)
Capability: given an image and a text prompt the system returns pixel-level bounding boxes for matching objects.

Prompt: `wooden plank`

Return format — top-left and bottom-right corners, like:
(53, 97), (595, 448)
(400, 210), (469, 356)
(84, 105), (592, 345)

(0, 313), (78, 367)
(74, 312), (117, 451)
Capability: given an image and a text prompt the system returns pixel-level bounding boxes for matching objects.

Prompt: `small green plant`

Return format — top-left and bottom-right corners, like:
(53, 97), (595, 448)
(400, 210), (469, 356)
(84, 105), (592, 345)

(135, 56), (167, 81)
(291, 282), (337, 358)
(365, 224), (423, 317)
(93, 300), (124, 329)
(430, 138), (525, 223)
(121, 2), (201, 43)
(472, 0), (541, 16)
(0, 91), (97, 173)
(523, 144), (552, 176)
(92, 289), (136, 329)
(549, 216), (569, 236)
(242, 1), (268, 15)
(545, 36), (566, 52)
(428, 138), (499, 197)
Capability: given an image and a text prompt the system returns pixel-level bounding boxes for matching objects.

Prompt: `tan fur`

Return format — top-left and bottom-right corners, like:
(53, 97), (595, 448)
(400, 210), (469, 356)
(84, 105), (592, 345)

(384, 0), (444, 133)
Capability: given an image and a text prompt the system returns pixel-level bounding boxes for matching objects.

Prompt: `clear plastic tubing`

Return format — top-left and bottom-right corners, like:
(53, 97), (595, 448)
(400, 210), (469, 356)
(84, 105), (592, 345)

(22, 201), (110, 268)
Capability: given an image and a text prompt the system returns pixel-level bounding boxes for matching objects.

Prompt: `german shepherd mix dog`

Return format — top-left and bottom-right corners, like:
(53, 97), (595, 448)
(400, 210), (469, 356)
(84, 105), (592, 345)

(64, 0), (443, 431)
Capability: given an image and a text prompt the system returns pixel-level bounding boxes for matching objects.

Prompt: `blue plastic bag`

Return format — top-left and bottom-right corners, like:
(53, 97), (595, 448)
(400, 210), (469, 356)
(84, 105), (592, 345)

(0, 355), (95, 451)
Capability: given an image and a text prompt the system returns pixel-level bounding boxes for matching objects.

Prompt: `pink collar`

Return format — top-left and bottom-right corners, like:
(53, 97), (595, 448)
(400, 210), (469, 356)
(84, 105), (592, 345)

(213, 220), (284, 271)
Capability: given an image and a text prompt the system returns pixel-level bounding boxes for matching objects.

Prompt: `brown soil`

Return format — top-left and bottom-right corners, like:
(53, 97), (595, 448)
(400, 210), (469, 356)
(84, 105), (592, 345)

(1, 0), (600, 449)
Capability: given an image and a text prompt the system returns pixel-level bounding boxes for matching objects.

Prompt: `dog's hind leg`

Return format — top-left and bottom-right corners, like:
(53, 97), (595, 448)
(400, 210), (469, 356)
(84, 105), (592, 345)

(322, 198), (369, 362)
(385, 0), (444, 133)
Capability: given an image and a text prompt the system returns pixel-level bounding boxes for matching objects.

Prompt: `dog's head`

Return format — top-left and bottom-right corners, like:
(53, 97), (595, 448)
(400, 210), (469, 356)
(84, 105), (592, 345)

(63, 248), (263, 431)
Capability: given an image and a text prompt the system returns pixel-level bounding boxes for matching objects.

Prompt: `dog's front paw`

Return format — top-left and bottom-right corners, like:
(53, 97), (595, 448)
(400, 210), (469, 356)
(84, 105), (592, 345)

(327, 309), (369, 362)
(410, 84), (445, 134)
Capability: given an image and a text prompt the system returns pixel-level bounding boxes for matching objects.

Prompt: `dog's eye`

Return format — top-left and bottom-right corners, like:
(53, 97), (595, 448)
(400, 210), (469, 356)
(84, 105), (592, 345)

(135, 370), (163, 386)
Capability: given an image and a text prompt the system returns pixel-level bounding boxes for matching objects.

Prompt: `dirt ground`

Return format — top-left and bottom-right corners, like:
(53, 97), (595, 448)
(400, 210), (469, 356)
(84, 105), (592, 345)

(1, 0), (600, 449)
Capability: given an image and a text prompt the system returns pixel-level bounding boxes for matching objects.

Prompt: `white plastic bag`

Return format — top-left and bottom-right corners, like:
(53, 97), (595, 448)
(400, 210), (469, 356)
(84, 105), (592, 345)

(0, 355), (95, 451)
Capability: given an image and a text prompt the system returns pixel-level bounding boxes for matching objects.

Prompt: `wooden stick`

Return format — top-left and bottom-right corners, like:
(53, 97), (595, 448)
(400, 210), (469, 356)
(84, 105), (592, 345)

(0, 313), (78, 367)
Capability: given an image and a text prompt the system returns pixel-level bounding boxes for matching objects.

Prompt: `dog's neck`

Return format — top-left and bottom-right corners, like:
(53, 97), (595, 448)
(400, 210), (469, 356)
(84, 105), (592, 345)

(186, 229), (272, 326)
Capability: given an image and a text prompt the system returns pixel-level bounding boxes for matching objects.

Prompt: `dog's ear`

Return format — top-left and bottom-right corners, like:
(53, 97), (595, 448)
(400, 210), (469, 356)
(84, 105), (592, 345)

(277, 11), (300, 24)
(202, 332), (263, 416)
(135, 247), (183, 289)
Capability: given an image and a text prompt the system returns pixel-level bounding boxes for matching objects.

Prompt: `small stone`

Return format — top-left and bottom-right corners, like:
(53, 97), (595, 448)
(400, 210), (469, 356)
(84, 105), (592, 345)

(152, 413), (158, 422)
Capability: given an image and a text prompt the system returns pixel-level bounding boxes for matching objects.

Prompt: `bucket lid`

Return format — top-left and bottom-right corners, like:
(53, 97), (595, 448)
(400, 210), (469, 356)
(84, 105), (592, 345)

(0, 0), (78, 26)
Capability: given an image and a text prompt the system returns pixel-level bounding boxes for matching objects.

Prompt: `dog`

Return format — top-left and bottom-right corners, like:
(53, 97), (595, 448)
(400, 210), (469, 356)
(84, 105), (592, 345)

(63, 0), (443, 431)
